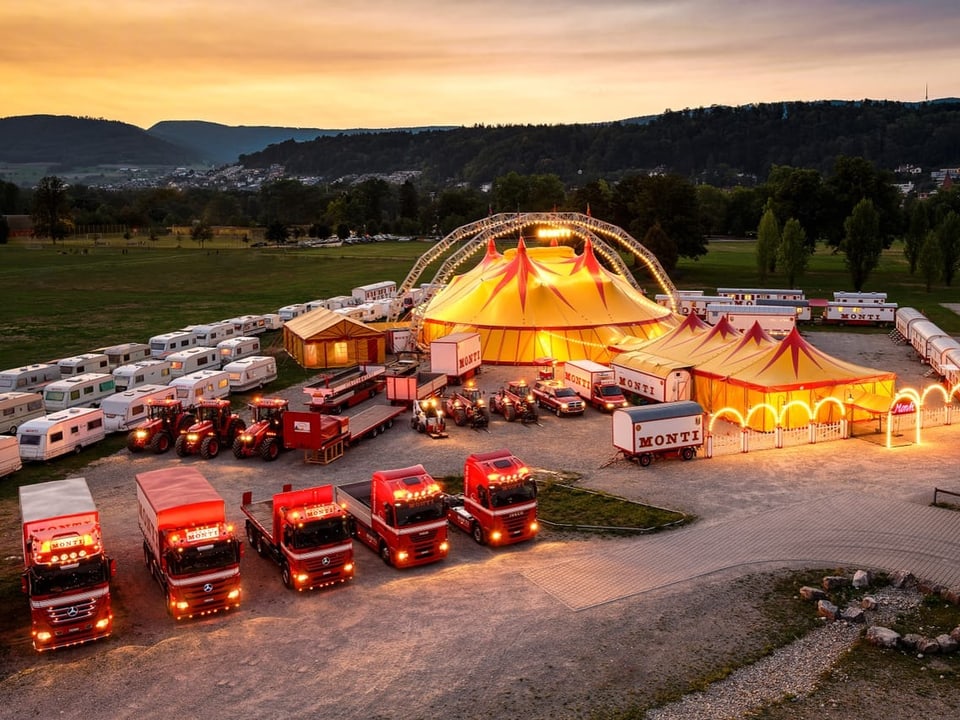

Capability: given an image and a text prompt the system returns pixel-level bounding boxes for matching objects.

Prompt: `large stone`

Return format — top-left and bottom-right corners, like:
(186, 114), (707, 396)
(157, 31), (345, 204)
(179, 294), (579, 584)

(918, 580), (946, 597)
(917, 637), (941, 654)
(861, 596), (878, 610)
(942, 588), (960, 605)
(818, 599), (839, 621)
(951, 626), (960, 643)
(840, 606), (865, 623)
(852, 570), (873, 589)
(937, 633), (958, 654)
(890, 570), (915, 588)
(866, 626), (901, 648)
(822, 575), (848, 591)
(901, 633), (923, 650)
(800, 586), (827, 601)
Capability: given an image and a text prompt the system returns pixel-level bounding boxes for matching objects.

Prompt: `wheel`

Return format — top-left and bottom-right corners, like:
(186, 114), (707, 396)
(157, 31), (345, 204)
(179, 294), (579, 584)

(232, 437), (245, 459)
(256, 533), (268, 557)
(151, 431), (171, 454)
(555, 407), (562, 417)
(9, 425), (16, 435)
(143, 542), (151, 567)
(260, 437), (280, 461)
(280, 561), (293, 589)
(246, 522), (257, 548)
(380, 543), (393, 566)
(200, 435), (220, 459)
(74, 444), (83, 455)
(504, 405), (516, 422)
(472, 522), (485, 545)
(174, 434), (188, 457)
(127, 433), (143, 453)
(638, 453), (653, 467)
(370, 425), (379, 437)
(454, 409), (467, 426)
(386, 419), (394, 428)
(681, 446), (695, 461)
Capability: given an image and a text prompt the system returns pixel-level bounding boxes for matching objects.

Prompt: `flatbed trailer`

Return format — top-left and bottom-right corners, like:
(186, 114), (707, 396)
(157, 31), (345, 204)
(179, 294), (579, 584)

(303, 364), (386, 414)
(283, 404), (406, 465)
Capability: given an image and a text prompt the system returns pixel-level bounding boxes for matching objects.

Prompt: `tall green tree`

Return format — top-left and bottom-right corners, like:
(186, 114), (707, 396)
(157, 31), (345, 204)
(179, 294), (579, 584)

(31, 175), (71, 243)
(641, 221), (678, 273)
(190, 221), (213, 248)
(777, 218), (809, 287)
(824, 156), (902, 249)
(265, 221), (289, 246)
(903, 200), (929, 274)
(840, 198), (882, 291)
(756, 204), (780, 281)
(918, 229), (941, 292)
(611, 173), (707, 261)
(936, 210), (960, 286)
(764, 165), (825, 250)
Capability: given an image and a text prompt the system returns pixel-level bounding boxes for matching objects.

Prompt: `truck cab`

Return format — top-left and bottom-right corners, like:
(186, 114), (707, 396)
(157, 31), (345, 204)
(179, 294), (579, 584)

(532, 379), (585, 416)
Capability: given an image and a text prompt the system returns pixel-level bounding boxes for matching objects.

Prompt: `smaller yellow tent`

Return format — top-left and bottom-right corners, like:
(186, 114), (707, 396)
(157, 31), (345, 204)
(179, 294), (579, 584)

(283, 308), (385, 369)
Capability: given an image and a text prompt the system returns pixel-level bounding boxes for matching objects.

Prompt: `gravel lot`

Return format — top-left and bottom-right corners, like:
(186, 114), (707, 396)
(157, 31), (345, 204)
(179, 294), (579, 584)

(0, 330), (956, 720)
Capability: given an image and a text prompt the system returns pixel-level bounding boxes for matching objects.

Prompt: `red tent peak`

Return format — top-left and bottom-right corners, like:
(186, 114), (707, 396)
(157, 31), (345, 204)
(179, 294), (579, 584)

(676, 312), (710, 331)
(703, 315), (742, 340)
(482, 237), (502, 265)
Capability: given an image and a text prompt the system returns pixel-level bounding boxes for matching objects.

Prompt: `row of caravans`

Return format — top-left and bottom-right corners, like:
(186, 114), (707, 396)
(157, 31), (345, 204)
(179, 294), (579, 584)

(148, 316), (281, 358)
(895, 307), (960, 388)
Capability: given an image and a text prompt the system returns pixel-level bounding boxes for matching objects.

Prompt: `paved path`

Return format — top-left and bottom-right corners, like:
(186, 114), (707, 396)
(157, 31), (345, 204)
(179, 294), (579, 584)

(522, 491), (960, 610)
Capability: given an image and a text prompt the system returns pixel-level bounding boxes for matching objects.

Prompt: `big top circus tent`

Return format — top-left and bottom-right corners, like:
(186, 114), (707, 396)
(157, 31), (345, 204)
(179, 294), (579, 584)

(400, 212), (681, 365)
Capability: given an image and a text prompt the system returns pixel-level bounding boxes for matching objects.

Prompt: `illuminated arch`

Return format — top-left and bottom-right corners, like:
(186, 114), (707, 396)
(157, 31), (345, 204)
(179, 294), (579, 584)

(813, 396), (849, 420)
(745, 403), (779, 429)
(708, 407), (746, 430)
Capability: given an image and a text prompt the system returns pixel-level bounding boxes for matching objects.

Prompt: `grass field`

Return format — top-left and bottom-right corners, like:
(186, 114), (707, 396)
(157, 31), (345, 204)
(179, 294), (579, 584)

(2, 233), (960, 372)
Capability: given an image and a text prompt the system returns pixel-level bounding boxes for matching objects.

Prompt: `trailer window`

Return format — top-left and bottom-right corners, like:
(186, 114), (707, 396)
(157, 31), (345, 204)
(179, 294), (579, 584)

(71, 389), (82, 400)
(2, 408), (12, 417)
(50, 431), (64, 443)
(99, 380), (115, 392)
(87, 418), (103, 430)
(82, 386), (93, 396)
(19, 434), (40, 445)
(27, 399), (42, 411)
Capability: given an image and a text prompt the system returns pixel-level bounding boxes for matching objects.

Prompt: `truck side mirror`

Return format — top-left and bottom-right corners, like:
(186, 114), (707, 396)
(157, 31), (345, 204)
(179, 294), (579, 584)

(110, 558), (117, 578)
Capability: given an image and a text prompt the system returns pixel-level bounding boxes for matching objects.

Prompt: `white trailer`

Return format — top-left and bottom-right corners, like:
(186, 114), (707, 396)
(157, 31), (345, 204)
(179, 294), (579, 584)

(612, 355), (692, 404)
(149, 330), (198, 358)
(0, 435), (20, 477)
(612, 401), (704, 466)
(98, 342), (151, 369)
(352, 280), (396, 304)
(225, 314), (268, 336)
(430, 332), (482, 384)
(191, 321), (237, 347)
(908, 320), (950, 363)
(278, 304), (308, 321)
(0, 391), (46, 435)
(563, 360), (617, 406)
(217, 336), (261, 362)
(928, 336), (960, 377)
(821, 301), (897, 326)
(705, 303), (796, 337)
(167, 346), (221, 378)
(58, 353), (110, 377)
(716, 288), (806, 304)
(100, 384), (178, 433)
(655, 293), (729, 317)
(756, 298), (812, 322)
(833, 291), (888, 305)
(169, 369), (232, 405)
(323, 295), (355, 310)
(895, 307), (927, 339)
(42, 373), (117, 411)
(0, 363), (61, 392)
(223, 356), (278, 392)
(262, 313), (283, 331)
(17, 407), (106, 461)
(112, 359), (172, 393)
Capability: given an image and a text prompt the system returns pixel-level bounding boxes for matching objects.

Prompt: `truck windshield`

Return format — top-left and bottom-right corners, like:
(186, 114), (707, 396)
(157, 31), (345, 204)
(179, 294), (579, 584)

(292, 518), (349, 549)
(395, 498), (445, 527)
(598, 385), (622, 397)
(166, 540), (238, 576)
(555, 387), (577, 397)
(29, 556), (108, 596)
(491, 480), (537, 507)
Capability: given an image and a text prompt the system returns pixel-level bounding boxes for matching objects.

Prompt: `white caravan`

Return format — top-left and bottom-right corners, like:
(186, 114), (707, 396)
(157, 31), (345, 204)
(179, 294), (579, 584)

(223, 356), (278, 392)
(167, 346), (221, 378)
(262, 313), (283, 331)
(191, 321), (237, 346)
(217, 336), (261, 362)
(42, 373), (117, 411)
(149, 330), (198, 358)
(98, 342), (151, 369)
(168, 369), (232, 405)
(17, 407), (106, 461)
(100, 384), (178, 433)
(278, 304), (307, 321)
(225, 314), (268, 335)
(57, 353), (110, 377)
(0, 363), (62, 392)
(112, 359), (173, 392)
(0, 392), (46, 435)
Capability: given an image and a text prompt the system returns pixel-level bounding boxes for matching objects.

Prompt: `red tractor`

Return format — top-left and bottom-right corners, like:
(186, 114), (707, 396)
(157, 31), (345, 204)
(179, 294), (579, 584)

(442, 380), (490, 429)
(232, 397), (288, 461)
(174, 398), (246, 460)
(127, 398), (195, 454)
(490, 380), (538, 423)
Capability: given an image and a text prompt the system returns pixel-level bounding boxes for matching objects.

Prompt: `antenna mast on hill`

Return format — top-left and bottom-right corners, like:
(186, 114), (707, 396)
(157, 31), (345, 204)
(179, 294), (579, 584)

(925, 83), (929, 101)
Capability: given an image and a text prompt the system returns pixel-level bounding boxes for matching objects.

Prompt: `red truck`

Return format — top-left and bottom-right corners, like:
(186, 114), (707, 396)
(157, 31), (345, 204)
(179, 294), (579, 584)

(446, 449), (539, 546)
(335, 465), (449, 568)
(19, 477), (115, 651)
(136, 467), (242, 620)
(303, 364), (386, 414)
(241, 484), (355, 591)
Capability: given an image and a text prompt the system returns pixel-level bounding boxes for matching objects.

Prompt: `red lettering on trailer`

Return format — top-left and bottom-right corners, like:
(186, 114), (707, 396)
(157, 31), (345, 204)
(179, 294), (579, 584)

(635, 429), (701, 448)
(458, 351), (481, 370)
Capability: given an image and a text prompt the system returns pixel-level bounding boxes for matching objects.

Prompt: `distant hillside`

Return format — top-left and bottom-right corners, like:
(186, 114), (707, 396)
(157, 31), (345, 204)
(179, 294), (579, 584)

(0, 115), (200, 168)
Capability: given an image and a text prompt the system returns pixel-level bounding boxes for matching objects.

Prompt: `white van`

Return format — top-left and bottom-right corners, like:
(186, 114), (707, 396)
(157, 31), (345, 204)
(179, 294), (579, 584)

(149, 330), (198, 358)
(99, 342), (151, 369)
(0, 363), (61, 392)
(262, 313), (283, 331)
(217, 336), (261, 362)
(278, 303), (307, 321)
(100, 384), (178, 433)
(57, 353), (110, 377)
(0, 391), (46, 435)
(167, 346), (221, 378)
(192, 321), (237, 346)
(17, 407), (106, 461)
(225, 314), (268, 336)
(223, 356), (278, 392)
(112, 359), (173, 393)
(42, 373), (117, 411)
(169, 369), (232, 405)
(0, 435), (21, 477)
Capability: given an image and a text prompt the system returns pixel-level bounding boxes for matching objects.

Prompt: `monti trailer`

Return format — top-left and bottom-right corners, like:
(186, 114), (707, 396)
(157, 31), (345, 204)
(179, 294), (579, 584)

(429, 332), (482, 385)
(19, 477), (115, 651)
(241, 484), (355, 591)
(446, 449), (539, 546)
(563, 360), (628, 411)
(612, 401), (705, 466)
(136, 467), (242, 620)
(17, 407), (106, 462)
(303, 364), (386, 414)
(335, 466), (449, 568)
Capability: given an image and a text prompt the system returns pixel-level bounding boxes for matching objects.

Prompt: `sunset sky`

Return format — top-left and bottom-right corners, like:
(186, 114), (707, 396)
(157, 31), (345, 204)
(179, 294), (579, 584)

(3, 1), (957, 130)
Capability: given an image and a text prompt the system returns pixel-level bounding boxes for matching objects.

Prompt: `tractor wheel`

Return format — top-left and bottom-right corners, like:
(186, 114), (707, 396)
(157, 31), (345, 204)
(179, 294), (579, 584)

(454, 409), (467, 426)
(504, 405), (517, 422)
(232, 437), (245, 459)
(200, 435), (220, 459)
(127, 433), (143, 453)
(174, 435), (188, 457)
(151, 431), (171, 454)
(260, 438), (280, 461)
(472, 522), (485, 545)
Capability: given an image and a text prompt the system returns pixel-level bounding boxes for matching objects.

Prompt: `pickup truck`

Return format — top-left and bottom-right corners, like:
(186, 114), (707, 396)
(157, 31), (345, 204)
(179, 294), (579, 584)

(531, 380), (585, 417)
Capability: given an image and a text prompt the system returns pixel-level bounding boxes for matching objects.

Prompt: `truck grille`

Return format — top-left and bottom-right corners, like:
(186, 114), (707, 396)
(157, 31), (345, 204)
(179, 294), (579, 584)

(502, 512), (531, 537)
(410, 528), (441, 558)
(181, 576), (237, 610)
(47, 597), (97, 624)
(303, 549), (350, 573)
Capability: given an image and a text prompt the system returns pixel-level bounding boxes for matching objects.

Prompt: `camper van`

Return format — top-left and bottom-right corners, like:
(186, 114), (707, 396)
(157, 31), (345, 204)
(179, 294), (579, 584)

(112, 359), (173, 393)
(262, 313), (283, 331)
(217, 336), (261, 362)
(100, 384), (178, 433)
(278, 304), (307, 321)
(99, 342), (151, 369)
(42, 373), (117, 411)
(0, 392), (45, 435)
(225, 314), (268, 336)
(57, 353), (110, 377)
(191, 321), (237, 347)
(0, 435), (20, 478)
(223, 356), (278, 392)
(169, 369), (232, 405)
(167, 346), (221, 378)
(0, 364), (61, 392)
(149, 330), (198, 358)
(17, 407), (106, 461)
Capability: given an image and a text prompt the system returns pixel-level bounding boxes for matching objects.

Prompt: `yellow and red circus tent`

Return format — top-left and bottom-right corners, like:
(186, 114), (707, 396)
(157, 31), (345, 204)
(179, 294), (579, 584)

(418, 237), (677, 364)
(692, 326), (896, 431)
(284, 308), (385, 369)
